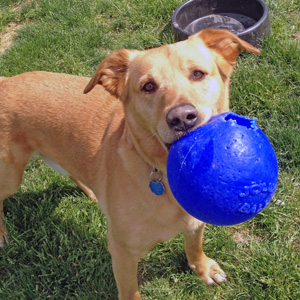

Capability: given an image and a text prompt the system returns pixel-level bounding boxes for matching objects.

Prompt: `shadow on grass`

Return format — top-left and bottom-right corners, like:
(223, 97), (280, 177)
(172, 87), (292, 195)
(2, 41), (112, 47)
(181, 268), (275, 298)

(1, 183), (117, 300)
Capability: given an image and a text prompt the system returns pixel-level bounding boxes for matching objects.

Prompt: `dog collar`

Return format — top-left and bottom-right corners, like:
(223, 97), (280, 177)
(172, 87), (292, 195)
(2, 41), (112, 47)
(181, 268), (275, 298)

(149, 168), (165, 196)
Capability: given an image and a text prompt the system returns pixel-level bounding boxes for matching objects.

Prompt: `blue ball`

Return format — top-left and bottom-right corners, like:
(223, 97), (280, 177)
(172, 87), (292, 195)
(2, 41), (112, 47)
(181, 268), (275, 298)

(167, 112), (278, 226)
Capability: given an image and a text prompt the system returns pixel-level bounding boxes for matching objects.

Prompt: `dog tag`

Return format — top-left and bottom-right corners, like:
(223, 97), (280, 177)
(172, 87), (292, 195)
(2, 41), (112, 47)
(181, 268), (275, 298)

(149, 168), (165, 196)
(149, 180), (165, 196)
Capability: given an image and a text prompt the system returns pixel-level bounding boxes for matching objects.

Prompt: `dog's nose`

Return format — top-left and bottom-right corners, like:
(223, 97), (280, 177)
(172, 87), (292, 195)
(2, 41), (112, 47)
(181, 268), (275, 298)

(166, 104), (198, 132)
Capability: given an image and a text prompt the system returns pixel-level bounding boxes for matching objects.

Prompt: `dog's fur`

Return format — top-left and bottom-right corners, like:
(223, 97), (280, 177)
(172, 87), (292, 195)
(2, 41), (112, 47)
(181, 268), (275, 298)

(0, 29), (259, 300)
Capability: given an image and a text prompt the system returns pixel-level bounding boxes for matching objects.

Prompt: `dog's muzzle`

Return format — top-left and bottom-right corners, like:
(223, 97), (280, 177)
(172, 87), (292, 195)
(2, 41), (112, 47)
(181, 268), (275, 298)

(166, 104), (199, 132)
(165, 104), (199, 150)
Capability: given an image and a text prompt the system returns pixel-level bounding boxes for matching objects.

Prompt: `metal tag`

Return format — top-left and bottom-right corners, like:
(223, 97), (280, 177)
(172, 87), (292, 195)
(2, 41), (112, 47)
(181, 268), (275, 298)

(149, 168), (165, 196)
(149, 180), (165, 196)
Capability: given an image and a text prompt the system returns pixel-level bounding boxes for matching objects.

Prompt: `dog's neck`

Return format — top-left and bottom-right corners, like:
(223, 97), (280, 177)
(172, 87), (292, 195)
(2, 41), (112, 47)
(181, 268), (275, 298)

(123, 117), (168, 175)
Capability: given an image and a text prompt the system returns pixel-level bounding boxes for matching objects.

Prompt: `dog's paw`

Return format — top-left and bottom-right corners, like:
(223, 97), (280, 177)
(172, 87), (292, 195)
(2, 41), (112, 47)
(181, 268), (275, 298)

(192, 258), (226, 285)
(202, 258), (226, 285)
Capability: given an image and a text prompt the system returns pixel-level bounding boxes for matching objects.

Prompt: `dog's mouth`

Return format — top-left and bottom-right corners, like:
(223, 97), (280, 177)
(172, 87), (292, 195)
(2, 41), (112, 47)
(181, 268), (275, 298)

(164, 128), (196, 151)
(160, 107), (212, 151)
(165, 143), (172, 151)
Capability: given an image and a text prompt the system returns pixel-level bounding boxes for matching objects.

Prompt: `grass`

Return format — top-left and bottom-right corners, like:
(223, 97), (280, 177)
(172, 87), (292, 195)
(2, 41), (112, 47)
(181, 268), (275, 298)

(0, 0), (299, 299)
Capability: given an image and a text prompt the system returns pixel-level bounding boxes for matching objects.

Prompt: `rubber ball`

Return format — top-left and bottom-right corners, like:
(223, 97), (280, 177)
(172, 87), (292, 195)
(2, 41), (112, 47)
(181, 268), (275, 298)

(167, 112), (278, 226)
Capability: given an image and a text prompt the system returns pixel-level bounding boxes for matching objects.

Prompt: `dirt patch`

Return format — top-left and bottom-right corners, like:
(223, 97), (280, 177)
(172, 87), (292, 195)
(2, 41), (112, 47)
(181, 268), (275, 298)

(0, 22), (22, 55)
(0, 0), (34, 55)
(232, 228), (262, 246)
(292, 32), (300, 41)
(12, 0), (34, 12)
(233, 230), (250, 246)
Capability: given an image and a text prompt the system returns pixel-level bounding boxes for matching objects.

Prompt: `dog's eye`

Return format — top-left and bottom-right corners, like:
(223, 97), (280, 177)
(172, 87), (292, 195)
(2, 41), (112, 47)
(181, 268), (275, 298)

(192, 70), (206, 81)
(142, 82), (156, 93)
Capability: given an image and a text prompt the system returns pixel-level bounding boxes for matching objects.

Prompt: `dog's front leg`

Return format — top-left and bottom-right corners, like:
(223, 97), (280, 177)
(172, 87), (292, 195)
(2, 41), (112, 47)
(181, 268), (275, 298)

(108, 235), (141, 300)
(183, 223), (226, 285)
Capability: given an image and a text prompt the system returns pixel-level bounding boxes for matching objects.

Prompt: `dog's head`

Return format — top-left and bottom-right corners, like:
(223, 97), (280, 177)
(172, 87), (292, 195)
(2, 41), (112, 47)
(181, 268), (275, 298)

(85, 29), (259, 152)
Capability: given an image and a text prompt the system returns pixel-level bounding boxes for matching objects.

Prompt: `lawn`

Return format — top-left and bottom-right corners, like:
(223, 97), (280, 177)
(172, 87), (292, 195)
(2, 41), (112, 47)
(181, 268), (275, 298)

(0, 0), (299, 299)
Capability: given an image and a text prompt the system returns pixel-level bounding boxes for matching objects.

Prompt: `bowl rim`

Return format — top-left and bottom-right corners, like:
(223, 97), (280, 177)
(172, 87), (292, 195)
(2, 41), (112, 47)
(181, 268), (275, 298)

(172, 0), (269, 38)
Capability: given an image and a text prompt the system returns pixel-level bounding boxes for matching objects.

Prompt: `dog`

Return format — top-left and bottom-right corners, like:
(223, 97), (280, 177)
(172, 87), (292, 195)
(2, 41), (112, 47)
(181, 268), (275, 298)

(0, 29), (260, 300)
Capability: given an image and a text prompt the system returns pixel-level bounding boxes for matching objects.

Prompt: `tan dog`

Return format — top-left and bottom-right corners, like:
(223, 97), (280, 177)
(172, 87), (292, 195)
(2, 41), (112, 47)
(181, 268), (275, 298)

(0, 29), (259, 300)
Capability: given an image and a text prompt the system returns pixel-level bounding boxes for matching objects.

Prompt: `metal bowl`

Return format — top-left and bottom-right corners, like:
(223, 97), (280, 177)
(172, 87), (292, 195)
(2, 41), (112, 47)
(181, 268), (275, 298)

(172, 0), (271, 47)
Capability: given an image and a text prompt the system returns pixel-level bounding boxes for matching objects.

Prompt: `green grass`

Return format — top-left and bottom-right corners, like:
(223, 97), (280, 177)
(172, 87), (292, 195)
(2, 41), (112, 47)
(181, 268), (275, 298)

(0, 0), (299, 299)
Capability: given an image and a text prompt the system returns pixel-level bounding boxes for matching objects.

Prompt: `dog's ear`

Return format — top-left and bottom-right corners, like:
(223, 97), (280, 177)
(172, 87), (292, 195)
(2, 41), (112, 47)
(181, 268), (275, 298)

(84, 49), (137, 98)
(196, 28), (260, 64)
(193, 29), (260, 77)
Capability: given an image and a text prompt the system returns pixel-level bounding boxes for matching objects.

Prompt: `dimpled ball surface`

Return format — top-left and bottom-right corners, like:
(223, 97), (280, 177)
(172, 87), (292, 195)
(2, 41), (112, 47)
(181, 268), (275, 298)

(167, 112), (278, 226)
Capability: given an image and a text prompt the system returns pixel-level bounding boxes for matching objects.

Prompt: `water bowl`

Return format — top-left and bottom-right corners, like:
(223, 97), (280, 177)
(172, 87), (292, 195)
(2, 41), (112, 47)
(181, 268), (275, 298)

(172, 0), (271, 47)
